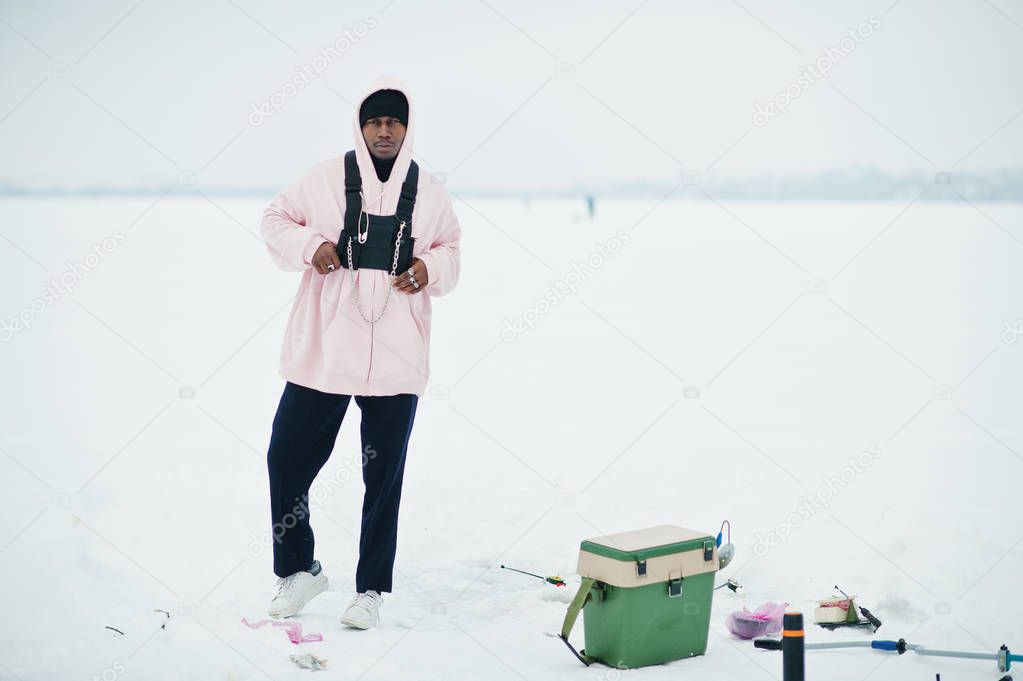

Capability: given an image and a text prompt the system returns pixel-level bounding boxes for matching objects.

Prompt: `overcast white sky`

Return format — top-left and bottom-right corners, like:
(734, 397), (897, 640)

(1, 0), (1022, 192)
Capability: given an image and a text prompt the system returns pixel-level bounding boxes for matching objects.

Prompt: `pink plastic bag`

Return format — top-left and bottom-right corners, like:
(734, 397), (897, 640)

(726, 601), (789, 639)
(241, 617), (323, 644)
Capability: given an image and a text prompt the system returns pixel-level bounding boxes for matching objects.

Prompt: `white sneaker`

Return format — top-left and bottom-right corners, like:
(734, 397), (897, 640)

(341, 590), (382, 629)
(267, 562), (328, 618)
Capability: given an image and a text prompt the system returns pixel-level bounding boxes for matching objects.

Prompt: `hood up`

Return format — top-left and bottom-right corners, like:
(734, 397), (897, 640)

(351, 75), (416, 214)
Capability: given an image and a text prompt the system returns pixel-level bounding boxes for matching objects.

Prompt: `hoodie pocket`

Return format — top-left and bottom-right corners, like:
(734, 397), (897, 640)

(317, 276), (369, 378)
(369, 293), (427, 382)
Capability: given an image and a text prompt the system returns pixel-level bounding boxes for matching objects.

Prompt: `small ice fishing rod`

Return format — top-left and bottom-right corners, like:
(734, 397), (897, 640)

(499, 564), (566, 587)
(755, 637), (1023, 673)
(833, 585), (883, 631)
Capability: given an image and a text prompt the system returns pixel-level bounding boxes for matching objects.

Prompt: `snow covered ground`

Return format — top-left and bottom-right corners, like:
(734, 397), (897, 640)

(1, 194), (1021, 680)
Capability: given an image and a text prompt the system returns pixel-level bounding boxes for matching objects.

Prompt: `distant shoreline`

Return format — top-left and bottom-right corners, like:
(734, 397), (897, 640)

(0, 188), (1019, 202)
(3, 168), (1020, 201)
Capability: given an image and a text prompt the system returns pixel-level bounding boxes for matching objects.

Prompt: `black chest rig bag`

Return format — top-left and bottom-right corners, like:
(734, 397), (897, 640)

(337, 149), (418, 275)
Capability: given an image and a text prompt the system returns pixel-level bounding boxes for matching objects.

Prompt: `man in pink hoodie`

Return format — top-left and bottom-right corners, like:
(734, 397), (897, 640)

(259, 76), (461, 629)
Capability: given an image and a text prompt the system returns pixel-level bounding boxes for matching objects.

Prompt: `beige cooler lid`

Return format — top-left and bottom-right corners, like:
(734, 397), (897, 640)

(577, 524), (718, 588)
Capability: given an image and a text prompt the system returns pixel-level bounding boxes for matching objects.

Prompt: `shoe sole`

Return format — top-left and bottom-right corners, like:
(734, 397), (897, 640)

(340, 614), (377, 629)
(341, 605), (379, 629)
(268, 573), (329, 618)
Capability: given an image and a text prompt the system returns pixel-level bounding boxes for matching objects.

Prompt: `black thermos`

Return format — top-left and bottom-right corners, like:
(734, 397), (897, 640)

(782, 612), (805, 681)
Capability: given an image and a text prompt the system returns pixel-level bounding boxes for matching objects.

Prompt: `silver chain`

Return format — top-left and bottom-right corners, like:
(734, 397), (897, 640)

(347, 219), (406, 324)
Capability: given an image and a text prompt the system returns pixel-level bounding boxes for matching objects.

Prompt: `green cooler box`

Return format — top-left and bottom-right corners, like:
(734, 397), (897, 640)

(559, 525), (718, 669)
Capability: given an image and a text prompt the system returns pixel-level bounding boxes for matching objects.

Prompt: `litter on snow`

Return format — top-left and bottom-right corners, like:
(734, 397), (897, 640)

(241, 617), (323, 644)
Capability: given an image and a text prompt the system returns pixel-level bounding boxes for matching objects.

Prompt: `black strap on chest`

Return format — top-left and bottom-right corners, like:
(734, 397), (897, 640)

(339, 150), (420, 273)
(342, 150), (419, 238)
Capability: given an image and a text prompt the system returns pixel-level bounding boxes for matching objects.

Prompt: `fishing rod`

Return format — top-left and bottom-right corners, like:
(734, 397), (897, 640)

(499, 564), (566, 587)
(818, 585), (882, 632)
(755, 636), (1023, 674)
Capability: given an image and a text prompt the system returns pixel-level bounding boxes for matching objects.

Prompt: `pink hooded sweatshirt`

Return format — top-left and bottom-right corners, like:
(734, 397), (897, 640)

(260, 76), (461, 397)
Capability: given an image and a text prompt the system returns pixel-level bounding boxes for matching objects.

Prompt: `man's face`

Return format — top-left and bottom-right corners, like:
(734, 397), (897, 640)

(362, 116), (406, 160)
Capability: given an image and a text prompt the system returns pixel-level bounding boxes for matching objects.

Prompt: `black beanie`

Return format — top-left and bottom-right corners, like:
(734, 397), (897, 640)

(359, 89), (408, 127)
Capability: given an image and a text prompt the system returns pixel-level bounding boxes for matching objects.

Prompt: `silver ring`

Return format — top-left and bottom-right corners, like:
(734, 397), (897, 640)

(412, 279), (420, 289)
(407, 267), (415, 276)
(327, 264), (335, 272)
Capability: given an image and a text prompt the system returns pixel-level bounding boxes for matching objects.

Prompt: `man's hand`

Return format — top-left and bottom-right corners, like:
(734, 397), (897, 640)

(392, 257), (428, 294)
(312, 241), (341, 274)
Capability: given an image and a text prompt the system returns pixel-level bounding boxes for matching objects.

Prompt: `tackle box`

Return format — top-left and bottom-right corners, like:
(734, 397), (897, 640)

(562, 525), (718, 669)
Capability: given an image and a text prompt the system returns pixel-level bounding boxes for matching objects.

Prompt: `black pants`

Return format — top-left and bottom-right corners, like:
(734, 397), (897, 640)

(266, 381), (418, 593)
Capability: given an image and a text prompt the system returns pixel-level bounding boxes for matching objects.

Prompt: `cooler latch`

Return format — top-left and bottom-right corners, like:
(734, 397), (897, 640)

(703, 539), (715, 562)
(636, 560), (647, 577)
(668, 571), (683, 598)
